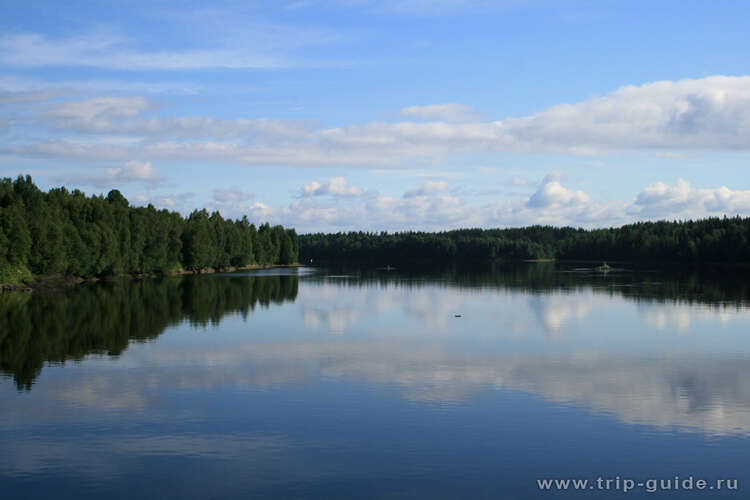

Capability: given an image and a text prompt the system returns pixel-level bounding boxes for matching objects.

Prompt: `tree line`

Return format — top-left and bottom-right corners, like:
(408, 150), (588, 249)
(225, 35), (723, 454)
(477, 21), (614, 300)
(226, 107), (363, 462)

(0, 176), (298, 282)
(299, 217), (750, 265)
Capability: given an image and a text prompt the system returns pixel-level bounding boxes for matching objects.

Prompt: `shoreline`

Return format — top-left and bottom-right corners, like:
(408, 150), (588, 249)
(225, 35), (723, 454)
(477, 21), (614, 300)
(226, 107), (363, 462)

(0, 263), (303, 293)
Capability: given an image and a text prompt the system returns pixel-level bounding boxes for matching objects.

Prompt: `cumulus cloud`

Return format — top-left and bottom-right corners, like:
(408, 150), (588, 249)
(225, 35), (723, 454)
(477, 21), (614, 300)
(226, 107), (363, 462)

(106, 160), (161, 184)
(377, 193), (478, 228)
(495, 76), (750, 153)
(403, 180), (449, 198)
(301, 177), (363, 197)
(399, 104), (482, 122)
(210, 187), (256, 215)
(309, 76), (750, 158)
(487, 177), (623, 228)
(526, 181), (591, 209)
(242, 174), (750, 233)
(47, 167), (750, 232)
(252, 187), (479, 233)
(252, 178), (502, 232)
(247, 201), (274, 221)
(628, 179), (750, 219)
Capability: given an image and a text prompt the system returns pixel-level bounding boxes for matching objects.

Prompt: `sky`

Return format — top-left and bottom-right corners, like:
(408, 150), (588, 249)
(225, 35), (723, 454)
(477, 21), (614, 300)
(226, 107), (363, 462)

(1, 0), (750, 233)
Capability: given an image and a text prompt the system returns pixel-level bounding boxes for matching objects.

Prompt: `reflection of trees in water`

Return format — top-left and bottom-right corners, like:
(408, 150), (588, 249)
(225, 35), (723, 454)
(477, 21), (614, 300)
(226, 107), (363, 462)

(318, 262), (750, 308)
(3, 263), (750, 391)
(0, 275), (298, 390)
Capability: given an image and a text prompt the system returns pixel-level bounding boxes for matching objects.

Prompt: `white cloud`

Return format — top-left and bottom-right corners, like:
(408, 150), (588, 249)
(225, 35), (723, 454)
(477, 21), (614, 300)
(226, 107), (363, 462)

(210, 187), (256, 217)
(132, 191), (196, 211)
(213, 187), (255, 205)
(47, 97), (153, 132)
(43, 97), (314, 141)
(628, 179), (750, 219)
(319, 75), (750, 157)
(526, 180), (591, 209)
(504, 176), (530, 187)
(487, 178), (623, 228)
(249, 189), (478, 233)
(43, 167), (750, 232)
(248, 201), (274, 221)
(399, 104), (482, 122)
(151, 196), (176, 207)
(251, 179), (485, 232)
(247, 175), (750, 233)
(403, 180), (449, 198)
(107, 160), (161, 184)
(0, 29), (336, 70)
(505, 76), (750, 152)
(8, 76), (750, 168)
(320, 76), (750, 156)
(58, 160), (163, 189)
(301, 176), (363, 197)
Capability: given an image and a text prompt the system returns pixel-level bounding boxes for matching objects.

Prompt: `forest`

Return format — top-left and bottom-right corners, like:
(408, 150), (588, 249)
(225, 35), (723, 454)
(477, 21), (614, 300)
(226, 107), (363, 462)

(4, 175), (750, 284)
(299, 217), (750, 265)
(0, 176), (298, 283)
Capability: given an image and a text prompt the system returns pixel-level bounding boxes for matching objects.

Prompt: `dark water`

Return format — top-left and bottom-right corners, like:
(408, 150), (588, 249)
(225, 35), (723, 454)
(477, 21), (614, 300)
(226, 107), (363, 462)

(2, 264), (750, 499)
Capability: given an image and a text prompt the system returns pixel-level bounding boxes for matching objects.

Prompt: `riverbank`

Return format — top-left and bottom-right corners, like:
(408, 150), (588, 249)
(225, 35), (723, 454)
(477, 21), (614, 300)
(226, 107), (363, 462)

(0, 263), (303, 293)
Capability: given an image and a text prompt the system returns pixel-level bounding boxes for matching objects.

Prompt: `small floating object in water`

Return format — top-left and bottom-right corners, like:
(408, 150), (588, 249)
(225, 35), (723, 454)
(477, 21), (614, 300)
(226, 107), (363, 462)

(377, 265), (396, 271)
(595, 262), (613, 272)
(454, 314), (462, 318)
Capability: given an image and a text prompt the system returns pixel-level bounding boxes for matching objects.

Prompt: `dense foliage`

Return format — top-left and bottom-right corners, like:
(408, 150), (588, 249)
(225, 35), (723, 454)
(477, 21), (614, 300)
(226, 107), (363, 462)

(300, 218), (750, 265)
(0, 176), (298, 282)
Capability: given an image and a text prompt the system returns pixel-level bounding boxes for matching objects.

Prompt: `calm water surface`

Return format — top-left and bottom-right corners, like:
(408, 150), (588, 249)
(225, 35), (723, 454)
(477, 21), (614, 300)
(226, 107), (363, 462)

(2, 264), (750, 499)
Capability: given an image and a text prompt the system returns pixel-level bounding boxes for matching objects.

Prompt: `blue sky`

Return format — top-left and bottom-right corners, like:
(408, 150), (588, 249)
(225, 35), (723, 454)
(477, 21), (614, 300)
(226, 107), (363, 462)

(1, 0), (750, 232)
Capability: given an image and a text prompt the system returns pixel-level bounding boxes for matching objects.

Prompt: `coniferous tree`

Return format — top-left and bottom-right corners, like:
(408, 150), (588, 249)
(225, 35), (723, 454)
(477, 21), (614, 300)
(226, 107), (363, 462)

(184, 209), (214, 270)
(0, 176), (297, 283)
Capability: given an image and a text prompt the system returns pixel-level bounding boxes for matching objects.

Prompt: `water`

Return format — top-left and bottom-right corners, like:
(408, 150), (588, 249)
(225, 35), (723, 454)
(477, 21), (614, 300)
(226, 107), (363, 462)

(1, 264), (750, 499)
